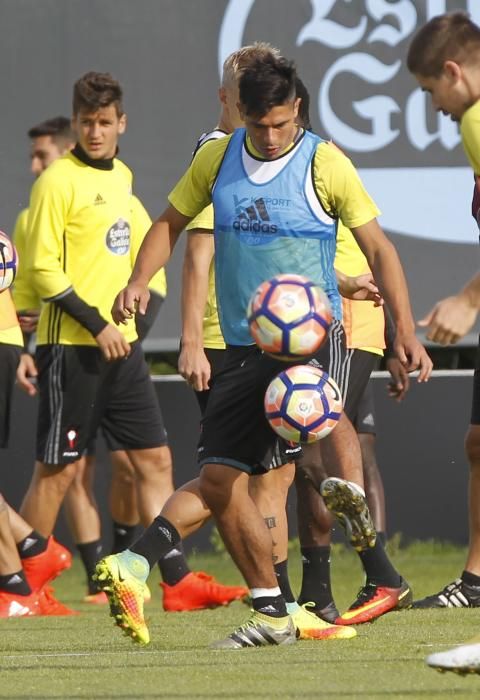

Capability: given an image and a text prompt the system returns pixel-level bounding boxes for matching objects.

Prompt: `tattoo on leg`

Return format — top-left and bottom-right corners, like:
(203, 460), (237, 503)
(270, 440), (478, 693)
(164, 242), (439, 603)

(264, 516), (276, 529)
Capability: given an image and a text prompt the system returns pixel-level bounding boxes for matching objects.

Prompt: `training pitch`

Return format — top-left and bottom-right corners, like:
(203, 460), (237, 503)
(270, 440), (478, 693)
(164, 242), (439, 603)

(0, 540), (479, 699)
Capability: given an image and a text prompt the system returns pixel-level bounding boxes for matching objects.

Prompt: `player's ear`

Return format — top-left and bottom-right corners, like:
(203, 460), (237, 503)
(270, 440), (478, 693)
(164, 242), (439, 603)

(293, 97), (300, 119)
(443, 60), (462, 83)
(219, 86), (227, 105)
(118, 113), (127, 134)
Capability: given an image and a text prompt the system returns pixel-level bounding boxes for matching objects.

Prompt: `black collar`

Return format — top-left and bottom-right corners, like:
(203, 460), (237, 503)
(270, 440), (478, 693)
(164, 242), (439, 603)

(72, 143), (115, 171)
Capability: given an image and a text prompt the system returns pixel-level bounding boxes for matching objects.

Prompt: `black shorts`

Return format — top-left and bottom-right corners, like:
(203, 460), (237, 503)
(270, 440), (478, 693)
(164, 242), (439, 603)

(0, 344), (21, 448)
(198, 320), (344, 475)
(352, 380), (376, 435)
(471, 337), (480, 425)
(342, 349), (379, 423)
(36, 342), (168, 466)
(194, 347), (227, 416)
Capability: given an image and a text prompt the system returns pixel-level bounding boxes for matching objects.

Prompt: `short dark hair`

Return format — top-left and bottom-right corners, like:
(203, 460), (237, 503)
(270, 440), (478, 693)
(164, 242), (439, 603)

(407, 12), (480, 77)
(239, 55), (297, 118)
(73, 71), (123, 116)
(295, 77), (312, 131)
(28, 116), (75, 145)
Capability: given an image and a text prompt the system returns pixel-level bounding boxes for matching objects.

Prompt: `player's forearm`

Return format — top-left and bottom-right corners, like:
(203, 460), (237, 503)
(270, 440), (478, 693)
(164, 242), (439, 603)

(369, 244), (415, 334)
(181, 248), (211, 348)
(352, 222), (415, 333)
(51, 289), (108, 337)
(459, 271), (480, 308)
(129, 209), (185, 287)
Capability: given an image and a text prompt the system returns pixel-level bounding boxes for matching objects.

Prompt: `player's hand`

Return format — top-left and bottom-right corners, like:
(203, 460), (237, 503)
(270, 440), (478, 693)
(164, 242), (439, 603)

(338, 272), (384, 306)
(16, 353), (38, 396)
(418, 294), (478, 345)
(386, 356), (410, 402)
(95, 324), (131, 361)
(111, 282), (150, 326)
(393, 331), (433, 382)
(18, 310), (40, 334)
(178, 344), (211, 392)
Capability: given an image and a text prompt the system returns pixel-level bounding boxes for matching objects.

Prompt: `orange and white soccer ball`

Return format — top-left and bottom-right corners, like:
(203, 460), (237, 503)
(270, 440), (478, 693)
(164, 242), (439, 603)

(264, 365), (342, 443)
(0, 231), (18, 293)
(247, 274), (332, 360)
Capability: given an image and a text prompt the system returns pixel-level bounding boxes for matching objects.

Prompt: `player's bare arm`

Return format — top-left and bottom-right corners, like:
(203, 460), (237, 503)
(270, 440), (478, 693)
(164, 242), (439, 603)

(418, 271), (480, 345)
(112, 205), (191, 325)
(179, 231), (214, 391)
(351, 218), (433, 381)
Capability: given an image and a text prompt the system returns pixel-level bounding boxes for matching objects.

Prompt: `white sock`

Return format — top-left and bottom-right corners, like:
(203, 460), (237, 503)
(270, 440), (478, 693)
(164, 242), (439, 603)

(250, 587), (282, 599)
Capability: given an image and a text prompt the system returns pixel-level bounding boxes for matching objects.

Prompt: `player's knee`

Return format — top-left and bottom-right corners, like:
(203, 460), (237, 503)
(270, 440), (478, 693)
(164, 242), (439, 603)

(132, 445), (173, 480)
(466, 426), (480, 466)
(199, 464), (236, 509)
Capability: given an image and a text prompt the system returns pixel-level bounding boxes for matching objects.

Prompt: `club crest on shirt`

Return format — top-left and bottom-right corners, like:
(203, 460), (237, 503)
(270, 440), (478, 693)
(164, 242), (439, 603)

(106, 219), (130, 255)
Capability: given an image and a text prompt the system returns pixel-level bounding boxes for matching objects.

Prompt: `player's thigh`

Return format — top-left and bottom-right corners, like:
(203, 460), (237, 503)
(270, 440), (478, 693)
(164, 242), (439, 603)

(193, 347), (226, 416)
(35, 345), (101, 465)
(0, 344), (21, 449)
(353, 381), (377, 436)
(199, 346), (294, 475)
(342, 350), (379, 422)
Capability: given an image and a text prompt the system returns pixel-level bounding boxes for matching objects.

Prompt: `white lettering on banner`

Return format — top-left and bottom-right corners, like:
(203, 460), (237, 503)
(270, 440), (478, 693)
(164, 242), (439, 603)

(319, 53), (401, 152)
(218, 0), (480, 243)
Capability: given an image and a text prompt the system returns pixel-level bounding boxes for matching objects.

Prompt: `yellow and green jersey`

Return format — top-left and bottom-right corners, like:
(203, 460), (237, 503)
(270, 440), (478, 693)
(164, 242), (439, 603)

(27, 149), (149, 346)
(12, 207), (42, 312)
(0, 290), (23, 346)
(461, 101), (480, 174)
(335, 223), (385, 355)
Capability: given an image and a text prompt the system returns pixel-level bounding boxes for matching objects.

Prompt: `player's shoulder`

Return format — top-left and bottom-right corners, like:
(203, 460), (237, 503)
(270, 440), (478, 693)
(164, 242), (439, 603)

(315, 139), (350, 164)
(194, 128), (229, 154)
(113, 157), (133, 180)
(13, 207), (29, 231)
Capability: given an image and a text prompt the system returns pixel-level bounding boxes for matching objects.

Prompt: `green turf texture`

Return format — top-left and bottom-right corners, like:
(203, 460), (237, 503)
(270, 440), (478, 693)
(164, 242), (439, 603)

(1, 540), (479, 699)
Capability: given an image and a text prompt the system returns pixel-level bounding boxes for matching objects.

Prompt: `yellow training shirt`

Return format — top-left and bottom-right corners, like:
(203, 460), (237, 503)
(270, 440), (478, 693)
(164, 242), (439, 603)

(27, 150), (139, 346)
(12, 208), (42, 313)
(185, 128), (228, 350)
(169, 132), (379, 231)
(461, 101), (480, 175)
(335, 223), (385, 354)
(0, 290), (23, 346)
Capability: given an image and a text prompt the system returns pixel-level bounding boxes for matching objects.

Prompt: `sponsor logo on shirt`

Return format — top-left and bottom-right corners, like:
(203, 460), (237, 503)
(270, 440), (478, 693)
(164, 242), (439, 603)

(106, 219), (130, 255)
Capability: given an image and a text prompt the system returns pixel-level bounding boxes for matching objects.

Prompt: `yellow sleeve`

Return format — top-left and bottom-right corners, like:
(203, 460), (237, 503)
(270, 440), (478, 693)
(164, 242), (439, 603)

(168, 136), (231, 218)
(313, 142), (380, 228)
(11, 207), (42, 311)
(461, 101), (480, 174)
(27, 168), (73, 300)
(186, 204), (214, 232)
(130, 195), (167, 298)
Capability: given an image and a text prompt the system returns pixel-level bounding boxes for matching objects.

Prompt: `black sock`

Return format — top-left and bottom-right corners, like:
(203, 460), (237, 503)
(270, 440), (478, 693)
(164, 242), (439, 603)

(274, 560), (295, 604)
(0, 571), (31, 596)
(111, 522), (139, 554)
(77, 540), (104, 594)
(462, 570), (480, 587)
(252, 593), (287, 618)
(357, 540), (401, 587)
(158, 540), (190, 586)
(298, 546), (334, 608)
(130, 515), (190, 580)
(377, 531), (387, 547)
(17, 530), (48, 558)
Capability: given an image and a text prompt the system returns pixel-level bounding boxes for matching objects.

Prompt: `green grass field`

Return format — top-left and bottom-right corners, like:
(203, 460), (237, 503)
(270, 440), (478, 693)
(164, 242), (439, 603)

(1, 540), (480, 699)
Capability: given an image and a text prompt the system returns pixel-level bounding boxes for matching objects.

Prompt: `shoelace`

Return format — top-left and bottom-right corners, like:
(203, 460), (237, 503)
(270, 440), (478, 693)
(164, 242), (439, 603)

(351, 583), (378, 609)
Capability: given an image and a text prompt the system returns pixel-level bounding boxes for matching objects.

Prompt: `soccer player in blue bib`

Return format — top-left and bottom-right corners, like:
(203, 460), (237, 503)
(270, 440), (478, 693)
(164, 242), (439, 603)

(110, 55), (432, 649)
